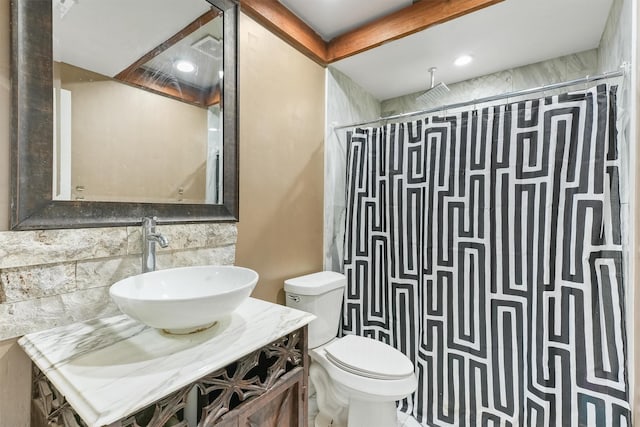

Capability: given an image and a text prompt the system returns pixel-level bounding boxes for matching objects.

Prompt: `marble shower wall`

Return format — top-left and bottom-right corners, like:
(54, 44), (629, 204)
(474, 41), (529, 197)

(324, 67), (381, 271)
(381, 49), (599, 116)
(597, 0), (632, 206)
(0, 223), (237, 341)
(596, 0), (633, 268)
(595, 1), (635, 390)
(598, 0), (631, 73)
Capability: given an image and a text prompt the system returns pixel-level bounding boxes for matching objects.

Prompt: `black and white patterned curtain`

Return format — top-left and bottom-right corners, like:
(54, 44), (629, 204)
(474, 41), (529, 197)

(342, 84), (630, 426)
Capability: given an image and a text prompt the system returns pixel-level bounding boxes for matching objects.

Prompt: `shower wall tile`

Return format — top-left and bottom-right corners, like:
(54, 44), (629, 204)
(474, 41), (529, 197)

(379, 95), (415, 117)
(324, 67), (381, 271)
(598, 0), (631, 204)
(444, 71), (512, 105)
(0, 223), (238, 341)
(510, 56), (567, 91)
(597, 0), (633, 323)
(385, 71), (512, 117)
(566, 50), (598, 80)
(326, 67), (381, 130)
(381, 49), (599, 116)
(598, 0), (630, 73)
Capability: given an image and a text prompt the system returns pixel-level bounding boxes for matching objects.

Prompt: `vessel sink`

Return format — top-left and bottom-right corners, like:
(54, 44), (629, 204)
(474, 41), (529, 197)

(109, 265), (259, 334)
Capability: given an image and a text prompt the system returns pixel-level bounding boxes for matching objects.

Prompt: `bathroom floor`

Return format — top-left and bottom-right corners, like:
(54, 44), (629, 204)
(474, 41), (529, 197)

(308, 394), (422, 427)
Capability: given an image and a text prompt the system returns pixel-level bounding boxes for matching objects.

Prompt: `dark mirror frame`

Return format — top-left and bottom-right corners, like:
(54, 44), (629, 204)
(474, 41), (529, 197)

(10, 0), (239, 230)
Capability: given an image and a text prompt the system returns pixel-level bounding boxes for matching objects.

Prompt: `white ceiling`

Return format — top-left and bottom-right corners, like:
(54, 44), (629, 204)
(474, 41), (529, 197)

(278, 0), (413, 41)
(281, 0), (615, 101)
(54, 0), (616, 101)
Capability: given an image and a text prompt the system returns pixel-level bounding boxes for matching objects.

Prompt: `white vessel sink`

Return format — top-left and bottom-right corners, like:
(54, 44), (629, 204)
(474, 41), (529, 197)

(109, 265), (258, 334)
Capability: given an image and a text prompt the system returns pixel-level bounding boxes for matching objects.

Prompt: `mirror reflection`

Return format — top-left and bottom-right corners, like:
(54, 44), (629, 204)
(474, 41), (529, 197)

(52, 0), (223, 204)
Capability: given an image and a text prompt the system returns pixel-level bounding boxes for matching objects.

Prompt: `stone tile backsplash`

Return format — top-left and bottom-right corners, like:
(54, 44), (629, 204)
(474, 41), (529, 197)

(1, 262), (76, 303)
(0, 228), (129, 269)
(0, 223), (237, 340)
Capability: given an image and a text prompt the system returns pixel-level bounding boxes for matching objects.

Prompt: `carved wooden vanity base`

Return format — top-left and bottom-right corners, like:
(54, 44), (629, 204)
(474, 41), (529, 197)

(31, 328), (308, 427)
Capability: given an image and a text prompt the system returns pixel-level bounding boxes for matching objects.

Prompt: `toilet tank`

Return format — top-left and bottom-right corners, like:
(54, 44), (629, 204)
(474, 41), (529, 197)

(284, 271), (346, 349)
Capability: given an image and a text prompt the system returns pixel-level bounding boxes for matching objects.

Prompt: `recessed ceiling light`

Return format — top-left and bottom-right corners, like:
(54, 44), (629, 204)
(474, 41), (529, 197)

(454, 55), (473, 66)
(175, 60), (195, 73)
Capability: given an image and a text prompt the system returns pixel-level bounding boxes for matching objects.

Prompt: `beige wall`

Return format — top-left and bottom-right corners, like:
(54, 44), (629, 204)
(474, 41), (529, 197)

(235, 13), (325, 304)
(0, 339), (31, 427)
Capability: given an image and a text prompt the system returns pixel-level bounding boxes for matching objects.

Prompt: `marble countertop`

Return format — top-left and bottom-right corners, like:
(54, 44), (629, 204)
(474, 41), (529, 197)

(18, 297), (315, 427)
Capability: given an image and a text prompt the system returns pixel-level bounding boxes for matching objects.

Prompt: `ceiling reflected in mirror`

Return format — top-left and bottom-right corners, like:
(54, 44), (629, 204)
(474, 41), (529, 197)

(53, 0), (223, 107)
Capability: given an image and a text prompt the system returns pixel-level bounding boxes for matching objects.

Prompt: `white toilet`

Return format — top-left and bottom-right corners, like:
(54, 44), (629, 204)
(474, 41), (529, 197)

(284, 271), (417, 427)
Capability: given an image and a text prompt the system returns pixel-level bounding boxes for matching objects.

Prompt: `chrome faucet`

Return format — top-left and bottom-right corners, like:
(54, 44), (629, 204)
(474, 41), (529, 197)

(142, 217), (169, 273)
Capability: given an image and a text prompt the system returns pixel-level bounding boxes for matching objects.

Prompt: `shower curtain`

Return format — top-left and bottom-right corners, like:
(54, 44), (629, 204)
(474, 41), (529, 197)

(342, 84), (630, 426)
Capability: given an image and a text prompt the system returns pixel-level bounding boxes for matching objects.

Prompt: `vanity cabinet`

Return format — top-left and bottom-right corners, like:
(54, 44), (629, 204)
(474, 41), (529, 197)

(19, 298), (314, 427)
(215, 368), (305, 427)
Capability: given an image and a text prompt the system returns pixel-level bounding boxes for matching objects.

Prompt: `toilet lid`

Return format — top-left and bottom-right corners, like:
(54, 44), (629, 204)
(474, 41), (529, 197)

(324, 335), (414, 380)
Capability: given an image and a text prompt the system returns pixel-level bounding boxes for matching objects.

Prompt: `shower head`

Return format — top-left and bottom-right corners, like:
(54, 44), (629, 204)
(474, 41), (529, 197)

(416, 67), (450, 105)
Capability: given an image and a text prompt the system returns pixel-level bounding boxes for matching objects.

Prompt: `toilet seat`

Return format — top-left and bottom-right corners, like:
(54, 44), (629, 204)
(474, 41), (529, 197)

(310, 337), (417, 401)
(324, 334), (414, 380)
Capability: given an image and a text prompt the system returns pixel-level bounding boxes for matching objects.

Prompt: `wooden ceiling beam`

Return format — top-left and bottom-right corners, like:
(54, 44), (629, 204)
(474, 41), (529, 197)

(326, 0), (504, 63)
(240, 0), (327, 66)
(239, 0), (503, 65)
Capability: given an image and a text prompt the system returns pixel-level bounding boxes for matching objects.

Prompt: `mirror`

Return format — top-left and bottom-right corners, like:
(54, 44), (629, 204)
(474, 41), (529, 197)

(10, 0), (238, 230)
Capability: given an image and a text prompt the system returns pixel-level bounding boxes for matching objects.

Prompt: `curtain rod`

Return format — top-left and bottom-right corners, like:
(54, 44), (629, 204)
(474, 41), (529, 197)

(332, 68), (626, 131)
